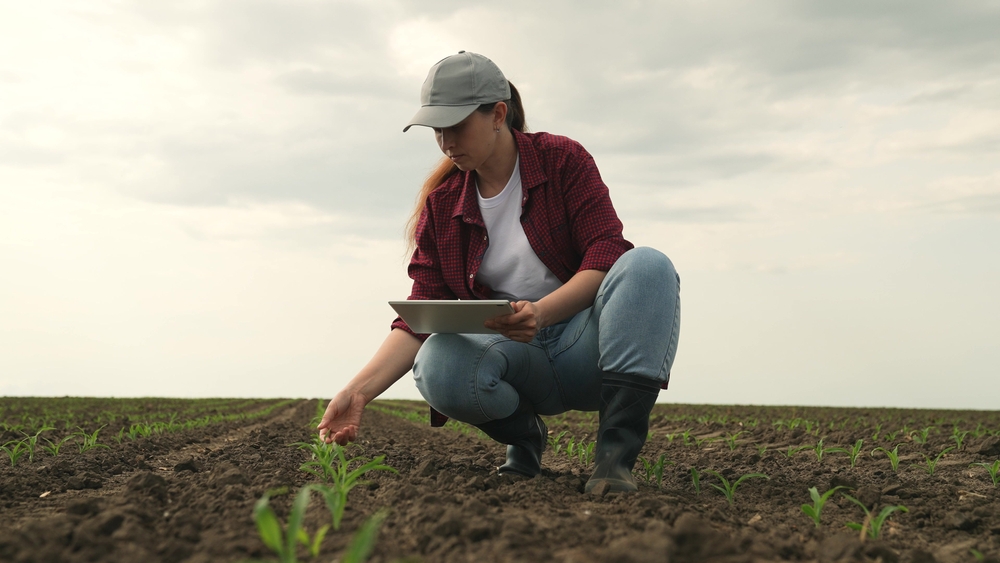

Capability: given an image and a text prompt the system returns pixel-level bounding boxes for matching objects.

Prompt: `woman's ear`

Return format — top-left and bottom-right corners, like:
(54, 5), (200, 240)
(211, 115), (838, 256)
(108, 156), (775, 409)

(493, 102), (508, 130)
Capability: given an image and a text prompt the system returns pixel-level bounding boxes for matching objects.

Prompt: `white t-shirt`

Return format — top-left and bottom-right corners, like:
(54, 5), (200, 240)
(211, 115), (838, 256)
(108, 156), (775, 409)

(475, 157), (564, 302)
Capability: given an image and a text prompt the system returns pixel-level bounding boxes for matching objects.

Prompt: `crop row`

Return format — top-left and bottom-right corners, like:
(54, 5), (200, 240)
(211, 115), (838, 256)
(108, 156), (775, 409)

(1, 399), (296, 467)
(0, 397), (277, 436)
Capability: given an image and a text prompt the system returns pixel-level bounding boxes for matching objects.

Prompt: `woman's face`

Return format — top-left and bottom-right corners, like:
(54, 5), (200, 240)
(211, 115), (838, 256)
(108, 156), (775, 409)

(433, 105), (504, 172)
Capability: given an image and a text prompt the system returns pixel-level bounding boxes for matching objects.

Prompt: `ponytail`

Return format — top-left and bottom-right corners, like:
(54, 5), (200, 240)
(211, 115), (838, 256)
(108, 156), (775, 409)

(405, 81), (528, 254)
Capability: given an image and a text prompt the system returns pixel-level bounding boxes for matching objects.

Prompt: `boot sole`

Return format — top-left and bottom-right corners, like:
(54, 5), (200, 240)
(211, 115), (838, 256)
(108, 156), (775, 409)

(584, 477), (638, 494)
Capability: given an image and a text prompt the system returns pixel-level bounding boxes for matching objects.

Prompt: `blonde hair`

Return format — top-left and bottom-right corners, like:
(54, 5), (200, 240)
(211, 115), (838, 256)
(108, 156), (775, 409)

(405, 82), (528, 255)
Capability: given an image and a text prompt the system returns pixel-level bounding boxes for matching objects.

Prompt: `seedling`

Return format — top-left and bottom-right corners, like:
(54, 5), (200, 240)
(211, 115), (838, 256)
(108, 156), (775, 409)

(909, 427), (932, 444)
(841, 494), (908, 540)
(341, 509), (389, 563)
(787, 445), (811, 458)
(41, 435), (74, 457)
(970, 460), (999, 487)
(1, 440), (27, 467)
(871, 423), (882, 442)
(74, 425), (109, 453)
(871, 445), (901, 472)
(691, 467), (701, 494)
(801, 486), (846, 528)
(756, 444), (767, 456)
(811, 438), (846, 463)
(297, 442), (396, 530)
(681, 429), (695, 446)
(576, 440), (596, 466)
(885, 430), (900, 442)
(21, 426), (54, 461)
(842, 439), (864, 468)
(253, 486), (329, 563)
(724, 431), (743, 451)
(637, 454), (673, 488)
(914, 446), (954, 475)
(547, 431), (568, 455)
(952, 427), (970, 451)
(703, 470), (769, 506)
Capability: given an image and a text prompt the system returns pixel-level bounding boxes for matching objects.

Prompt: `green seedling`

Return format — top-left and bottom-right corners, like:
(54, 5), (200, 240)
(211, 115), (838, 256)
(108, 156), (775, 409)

(871, 445), (901, 472)
(811, 438), (846, 463)
(547, 431), (568, 455)
(952, 427), (970, 451)
(681, 429), (695, 446)
(871, 423), (882, 442)
(756, 444), (767, 456)
(971, 423), (987, 439)
(637, 454), (673, 488)
(302, 444), (396, 531)
(253, 486), (329, 563)
(576, 441), (596, 466)
(914, 446), (954, 475)
(1, 440), (27, 467)
(885, 430), (900, 441)
(565, 437), (578, 458)
(724, 431), (743, 451)
(909, 427), (932, 444)
(691, 467), (701, 494)
(843, 439), (864, 468)
(20, 426), (54, 461)
(74, 425), (109, 452)
(841, 493), (908, 540)
(970, 460), (999, 487)
(341, 509), (389, 563)
(801, 486), (846, 528)
(41, 435), (75, 457)
(786, 444), (811, 458)
(703, 470), (769, 506)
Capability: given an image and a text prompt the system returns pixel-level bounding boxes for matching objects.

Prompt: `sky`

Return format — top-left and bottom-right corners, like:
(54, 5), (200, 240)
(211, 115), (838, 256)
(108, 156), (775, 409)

(1, 1), (998, 410)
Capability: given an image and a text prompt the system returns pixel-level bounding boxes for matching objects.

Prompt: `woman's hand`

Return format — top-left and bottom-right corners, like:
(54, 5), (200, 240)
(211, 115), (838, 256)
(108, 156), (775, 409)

(485, 301), (545, 343)
(317, 390), (367, 445)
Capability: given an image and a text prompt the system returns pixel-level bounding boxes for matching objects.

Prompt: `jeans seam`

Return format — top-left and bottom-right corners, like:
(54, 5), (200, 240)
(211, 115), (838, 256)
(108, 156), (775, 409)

(657, 285), (681, 383)
(471, 336), (544, 422)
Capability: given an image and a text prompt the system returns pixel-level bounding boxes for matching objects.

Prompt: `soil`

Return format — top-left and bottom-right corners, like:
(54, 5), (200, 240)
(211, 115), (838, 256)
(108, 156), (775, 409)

(1, 399), (999, 563)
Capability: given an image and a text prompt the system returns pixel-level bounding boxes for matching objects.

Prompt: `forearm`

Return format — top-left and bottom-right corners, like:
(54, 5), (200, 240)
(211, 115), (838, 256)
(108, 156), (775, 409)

(343, 328), (423, 403)
(535, 269), (607, 328)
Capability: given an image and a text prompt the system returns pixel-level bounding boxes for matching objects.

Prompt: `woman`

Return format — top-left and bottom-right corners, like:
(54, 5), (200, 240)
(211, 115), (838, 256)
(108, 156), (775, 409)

(318, 51), (680, 494)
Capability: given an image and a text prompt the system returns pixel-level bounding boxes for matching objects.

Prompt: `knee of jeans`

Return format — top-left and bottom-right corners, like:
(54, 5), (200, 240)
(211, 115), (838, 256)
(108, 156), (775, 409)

(618, 247), (678, 288)
(412, 334), (512, 424)
(412, 334), (462, 397)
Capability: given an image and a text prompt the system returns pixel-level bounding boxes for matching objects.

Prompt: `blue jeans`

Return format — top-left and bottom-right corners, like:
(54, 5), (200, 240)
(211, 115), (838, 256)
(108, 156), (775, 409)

(412, 247), (680, 425)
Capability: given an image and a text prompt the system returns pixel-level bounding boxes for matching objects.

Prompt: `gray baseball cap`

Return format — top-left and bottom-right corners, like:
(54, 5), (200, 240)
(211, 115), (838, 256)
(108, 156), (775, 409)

(403, 51), (510, 132)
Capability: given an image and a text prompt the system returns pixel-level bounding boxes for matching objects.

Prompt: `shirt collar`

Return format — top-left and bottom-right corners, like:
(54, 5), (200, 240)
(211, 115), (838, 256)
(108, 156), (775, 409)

(452, 129), (547, 221)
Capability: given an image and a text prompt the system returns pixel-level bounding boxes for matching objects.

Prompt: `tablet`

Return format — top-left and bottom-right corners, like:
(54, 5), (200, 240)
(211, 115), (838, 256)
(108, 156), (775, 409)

(389, 300), (515, 334)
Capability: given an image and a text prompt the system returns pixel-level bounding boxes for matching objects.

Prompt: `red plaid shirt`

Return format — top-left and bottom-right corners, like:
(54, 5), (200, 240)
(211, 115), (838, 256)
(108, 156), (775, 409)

(391, 130), (633, 339)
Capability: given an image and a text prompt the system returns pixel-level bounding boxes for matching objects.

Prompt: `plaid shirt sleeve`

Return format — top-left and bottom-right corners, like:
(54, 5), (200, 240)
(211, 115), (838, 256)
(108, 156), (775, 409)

(388, 203), (456, 342)
(559, 147), (632, 273)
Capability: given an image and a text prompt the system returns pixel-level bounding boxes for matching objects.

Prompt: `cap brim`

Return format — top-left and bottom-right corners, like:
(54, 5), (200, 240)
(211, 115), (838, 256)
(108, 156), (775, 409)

(403, 104), (479, 132)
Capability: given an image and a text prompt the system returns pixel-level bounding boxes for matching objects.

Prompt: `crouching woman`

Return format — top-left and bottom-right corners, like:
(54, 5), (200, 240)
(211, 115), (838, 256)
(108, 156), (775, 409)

(318, 52), (680, 493)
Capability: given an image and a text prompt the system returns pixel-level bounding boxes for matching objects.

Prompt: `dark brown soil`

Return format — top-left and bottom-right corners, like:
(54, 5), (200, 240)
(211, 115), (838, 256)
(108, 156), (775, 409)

(1, 399), (999, 563)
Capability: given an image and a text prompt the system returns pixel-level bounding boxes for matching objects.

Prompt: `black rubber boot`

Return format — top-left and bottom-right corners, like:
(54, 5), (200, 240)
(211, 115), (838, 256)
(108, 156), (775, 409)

(585, 373), (660, 494)
(475, 403), (547, 477)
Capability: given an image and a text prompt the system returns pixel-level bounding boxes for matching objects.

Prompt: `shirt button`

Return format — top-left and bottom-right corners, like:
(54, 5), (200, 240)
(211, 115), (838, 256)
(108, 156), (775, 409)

(469, 274), (474, 279)
(483, 235), (487, 241)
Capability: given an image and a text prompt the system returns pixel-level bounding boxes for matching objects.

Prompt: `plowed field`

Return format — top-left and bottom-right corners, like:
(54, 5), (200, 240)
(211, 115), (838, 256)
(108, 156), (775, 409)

(1, 398), (998, 563)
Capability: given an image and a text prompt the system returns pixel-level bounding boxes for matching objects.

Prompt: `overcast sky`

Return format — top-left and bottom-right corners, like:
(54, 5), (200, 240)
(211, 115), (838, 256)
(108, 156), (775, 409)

(2, 1), (998, 410)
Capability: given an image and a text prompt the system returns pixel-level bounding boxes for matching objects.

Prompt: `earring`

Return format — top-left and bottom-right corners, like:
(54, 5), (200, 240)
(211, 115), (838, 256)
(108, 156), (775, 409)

(495, 128), (500, 133)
